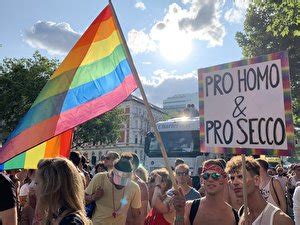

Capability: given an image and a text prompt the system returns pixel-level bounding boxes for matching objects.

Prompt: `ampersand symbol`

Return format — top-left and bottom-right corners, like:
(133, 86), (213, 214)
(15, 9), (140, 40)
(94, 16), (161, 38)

(232, 96), (246, 118)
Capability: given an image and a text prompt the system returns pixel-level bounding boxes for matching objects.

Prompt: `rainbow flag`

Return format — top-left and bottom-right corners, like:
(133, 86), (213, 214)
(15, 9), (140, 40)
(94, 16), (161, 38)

(0, 130), (73, 171)
(0, 4), (137, 163)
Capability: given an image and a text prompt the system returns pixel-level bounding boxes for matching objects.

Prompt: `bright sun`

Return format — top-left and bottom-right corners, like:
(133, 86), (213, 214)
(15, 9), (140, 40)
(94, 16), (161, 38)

(159, 31), (192, 62)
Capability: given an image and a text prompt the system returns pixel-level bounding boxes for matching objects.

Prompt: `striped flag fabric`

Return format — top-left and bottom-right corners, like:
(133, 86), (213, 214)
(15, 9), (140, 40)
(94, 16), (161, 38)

(0, 4), (137, 163)
(0, 130), (73, 170)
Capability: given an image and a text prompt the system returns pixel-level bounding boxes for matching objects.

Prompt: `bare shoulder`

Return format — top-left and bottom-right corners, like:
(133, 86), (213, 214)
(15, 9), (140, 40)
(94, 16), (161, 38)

(273, 210), (293, 225)
(273, 178), (282, 187)
(185, 200), (193, 212)
(183, 200), (194, 225)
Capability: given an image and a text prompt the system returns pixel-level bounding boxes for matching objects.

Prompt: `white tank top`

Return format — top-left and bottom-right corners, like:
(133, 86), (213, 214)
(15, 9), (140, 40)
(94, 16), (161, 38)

(260, 179), (279, 207)
(252, 203), (280, 225)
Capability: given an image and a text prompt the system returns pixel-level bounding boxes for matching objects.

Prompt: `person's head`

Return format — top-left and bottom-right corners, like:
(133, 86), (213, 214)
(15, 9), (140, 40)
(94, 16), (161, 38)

(80, 155), (89, 170)
(69, 151), (82, 167)
(276, 165), (284, 176)
(201, 159), (227, 196)
(256, 159), (269, 176)
(175, 158), (185, 168)
(36, 157), (89, 224)
(175, 164), (190, 186)
(267, 168), (276, 176)
(148, 168), (172, 193)
(225, 156), (260, 199)
(95, 162), (108, 173)
(111, 153), (133, 188)
(294, 164), (300, 180)
(103, 151), (120, 170)
(135, 165), (148, 183)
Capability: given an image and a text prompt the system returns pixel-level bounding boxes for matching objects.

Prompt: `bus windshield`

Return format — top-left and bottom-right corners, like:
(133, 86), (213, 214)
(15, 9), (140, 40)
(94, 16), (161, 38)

(145, 131), (200, 156)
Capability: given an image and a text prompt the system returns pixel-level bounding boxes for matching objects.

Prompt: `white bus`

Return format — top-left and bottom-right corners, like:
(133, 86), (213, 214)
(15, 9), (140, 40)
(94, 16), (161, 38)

(144, 117), (212, 174)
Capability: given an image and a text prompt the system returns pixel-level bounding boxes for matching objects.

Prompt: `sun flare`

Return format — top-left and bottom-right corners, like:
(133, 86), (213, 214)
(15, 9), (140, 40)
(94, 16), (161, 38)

(158, 31), (192, 62)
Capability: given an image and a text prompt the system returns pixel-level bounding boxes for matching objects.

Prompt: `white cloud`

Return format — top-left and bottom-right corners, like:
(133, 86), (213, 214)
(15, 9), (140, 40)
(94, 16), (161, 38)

(127, 29), (157, 54)
(24, 21), (81, 55)
(135, 2), (146, 10)
(224, 0), (250, 24)
(128, 0), (226, 56)
(224, 8), (243, 23)
(137, 69), (198, 106)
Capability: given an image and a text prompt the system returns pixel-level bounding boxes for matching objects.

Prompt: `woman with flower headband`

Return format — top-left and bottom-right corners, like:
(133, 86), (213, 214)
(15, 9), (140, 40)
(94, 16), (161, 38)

(172, 159), (239, 225)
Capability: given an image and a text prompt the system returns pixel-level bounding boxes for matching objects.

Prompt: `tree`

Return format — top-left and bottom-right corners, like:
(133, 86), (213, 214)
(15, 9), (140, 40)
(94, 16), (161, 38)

(235, 1), (300, 128)
(0, 52), (125, 146)
(0, 51), (58, 139)
(73, 108), (125, 148)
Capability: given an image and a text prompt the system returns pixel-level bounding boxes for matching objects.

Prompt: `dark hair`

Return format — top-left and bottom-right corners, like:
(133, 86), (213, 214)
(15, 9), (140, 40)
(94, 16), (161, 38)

(256, 159), (269, 172)
(69, 151), (81, 167)
(95, 162), (107, 173)
(81, 155), (87, 165)
(175, 158), (185, 166)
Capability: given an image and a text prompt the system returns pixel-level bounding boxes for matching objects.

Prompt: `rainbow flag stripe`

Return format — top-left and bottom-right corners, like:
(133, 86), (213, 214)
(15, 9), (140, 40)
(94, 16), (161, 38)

(0, 130), (73, 170)
(0, 4), (137, 163)
(198, 51), (294, 156)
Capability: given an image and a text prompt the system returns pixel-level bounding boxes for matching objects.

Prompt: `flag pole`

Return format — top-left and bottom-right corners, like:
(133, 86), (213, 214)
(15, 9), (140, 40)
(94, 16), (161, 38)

(109, 0), (178, 190)
(242, 154), (249, 222)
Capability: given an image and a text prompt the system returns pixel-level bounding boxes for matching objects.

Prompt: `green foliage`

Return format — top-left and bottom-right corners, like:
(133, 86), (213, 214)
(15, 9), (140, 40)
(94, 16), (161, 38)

(0, 51), (58, 139)
(235, 1), (300, 127)
(73, 108), (125, 147)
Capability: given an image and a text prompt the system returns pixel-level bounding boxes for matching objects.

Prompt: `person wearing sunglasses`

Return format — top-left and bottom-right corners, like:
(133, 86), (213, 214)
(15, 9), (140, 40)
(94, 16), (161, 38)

(172, 159), (239, 225)
(225, 156), (293, 225)
(167, 164), (200, 201)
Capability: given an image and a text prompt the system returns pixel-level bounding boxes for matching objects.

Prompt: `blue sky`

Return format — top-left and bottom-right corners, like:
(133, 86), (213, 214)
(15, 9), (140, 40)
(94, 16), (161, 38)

(0, 0), (249, 106)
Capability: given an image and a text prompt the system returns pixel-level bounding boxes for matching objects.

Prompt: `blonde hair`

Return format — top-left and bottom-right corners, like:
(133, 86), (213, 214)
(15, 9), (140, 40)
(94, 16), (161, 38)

(175, 163), (189, 172)
(225, 156), (260, 177)
(36, 157), (89, 224)
(135, 165), (148, 182)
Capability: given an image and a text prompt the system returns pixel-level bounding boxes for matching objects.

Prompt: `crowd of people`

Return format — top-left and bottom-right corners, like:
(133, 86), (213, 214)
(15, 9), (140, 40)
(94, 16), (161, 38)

(0, 151), (299, 225)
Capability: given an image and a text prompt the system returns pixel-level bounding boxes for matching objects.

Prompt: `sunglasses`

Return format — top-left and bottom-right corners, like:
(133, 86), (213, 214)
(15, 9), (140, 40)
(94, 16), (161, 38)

(201, 172), (222, 180)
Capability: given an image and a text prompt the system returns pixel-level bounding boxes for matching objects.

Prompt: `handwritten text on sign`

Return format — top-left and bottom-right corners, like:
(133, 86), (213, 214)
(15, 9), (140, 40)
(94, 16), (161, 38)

(203, 59), (287, 149)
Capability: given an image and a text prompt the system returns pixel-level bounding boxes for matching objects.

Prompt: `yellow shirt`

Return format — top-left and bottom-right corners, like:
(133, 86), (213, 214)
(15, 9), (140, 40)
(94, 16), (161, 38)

(85, 172), (141, 225)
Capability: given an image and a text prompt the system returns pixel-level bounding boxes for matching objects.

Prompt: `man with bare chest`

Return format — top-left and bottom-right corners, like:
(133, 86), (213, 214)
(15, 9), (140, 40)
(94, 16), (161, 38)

(172, 159), (238, 225)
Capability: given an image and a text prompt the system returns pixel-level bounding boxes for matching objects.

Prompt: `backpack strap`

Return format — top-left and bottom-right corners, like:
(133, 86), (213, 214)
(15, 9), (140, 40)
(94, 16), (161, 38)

(271, 177), (280, 206)
(232, 208), (239, 225)
(189, 198), (200, 225)
(238, 205), (244, 218)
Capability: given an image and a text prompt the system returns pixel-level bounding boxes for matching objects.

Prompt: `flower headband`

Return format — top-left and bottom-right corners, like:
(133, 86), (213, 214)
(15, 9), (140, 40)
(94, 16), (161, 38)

(202, 164), (227, 177)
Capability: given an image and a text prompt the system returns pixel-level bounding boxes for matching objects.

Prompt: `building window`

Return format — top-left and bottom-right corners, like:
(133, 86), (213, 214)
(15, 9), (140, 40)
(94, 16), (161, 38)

(125, 107), (130, 114)
(140, 135), (143, 144)
(135, 135), (138, 144)
(126, 131), (129, 144)
(118, 130), (125, 143)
